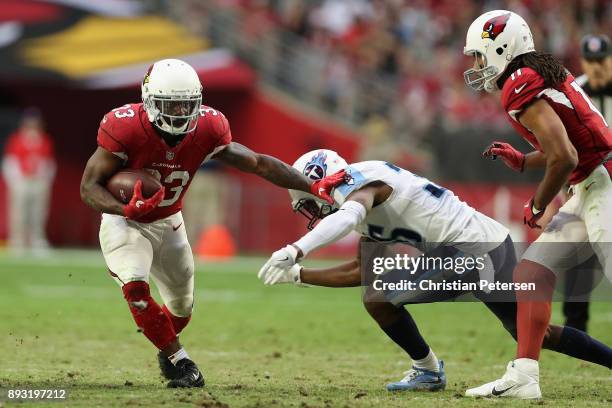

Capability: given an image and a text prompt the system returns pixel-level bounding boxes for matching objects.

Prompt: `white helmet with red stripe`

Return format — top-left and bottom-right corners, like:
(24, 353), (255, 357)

(463, 10), (535, 92)
(289, 149), (348, 229)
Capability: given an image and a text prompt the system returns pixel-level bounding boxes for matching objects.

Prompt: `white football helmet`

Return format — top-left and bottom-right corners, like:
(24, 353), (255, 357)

(289, 149), (348, 230)
(141, 59), (202, 135)
(463, 10), (535, 92)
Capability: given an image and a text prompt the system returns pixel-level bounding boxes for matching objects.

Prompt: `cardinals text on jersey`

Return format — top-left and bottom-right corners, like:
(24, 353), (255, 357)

(97, 103), (231, 222)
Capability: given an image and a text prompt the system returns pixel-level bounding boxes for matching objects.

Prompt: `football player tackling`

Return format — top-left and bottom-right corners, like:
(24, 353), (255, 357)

(80, 59), (343, 388)
(258, 150), (611, 392)
(463, 11), (612, 398)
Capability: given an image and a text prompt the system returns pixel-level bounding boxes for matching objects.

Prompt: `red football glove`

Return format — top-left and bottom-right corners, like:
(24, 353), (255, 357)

(311, 169), (347, 204)
(523, 198), (544, 229)
(483, 142), (525, 172)
(123, 180), (165, 220)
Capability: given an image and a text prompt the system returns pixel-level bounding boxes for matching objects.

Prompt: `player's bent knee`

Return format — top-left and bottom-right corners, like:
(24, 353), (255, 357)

(362, 295), (393, 318)
(166, 296), (194, 318)
(362, 299), (379, 316)
(541, 324), (562, 349)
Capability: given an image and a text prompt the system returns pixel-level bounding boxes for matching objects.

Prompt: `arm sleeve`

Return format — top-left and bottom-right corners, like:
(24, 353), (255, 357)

(293, 201), (367, 257)
(96, 114), (129, 161)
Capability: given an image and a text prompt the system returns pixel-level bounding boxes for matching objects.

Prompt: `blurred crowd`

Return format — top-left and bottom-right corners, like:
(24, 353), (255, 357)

(162, 0), (611, 165)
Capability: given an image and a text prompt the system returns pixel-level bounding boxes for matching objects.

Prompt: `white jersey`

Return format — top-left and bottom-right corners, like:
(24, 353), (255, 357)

(332, 161), (509, 255)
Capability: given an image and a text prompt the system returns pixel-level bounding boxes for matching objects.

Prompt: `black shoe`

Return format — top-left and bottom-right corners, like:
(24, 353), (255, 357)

(167, 359), (205, 388)
(157, 351), (181, 380)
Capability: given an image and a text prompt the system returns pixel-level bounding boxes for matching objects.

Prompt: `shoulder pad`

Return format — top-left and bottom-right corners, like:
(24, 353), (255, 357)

(195, 106), (232, 149)
(97, 104), (145, 154)
(501, 68), (546, 118)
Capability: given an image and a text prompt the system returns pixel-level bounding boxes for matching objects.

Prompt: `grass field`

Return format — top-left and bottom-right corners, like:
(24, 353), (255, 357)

(0, 249), (610, 408)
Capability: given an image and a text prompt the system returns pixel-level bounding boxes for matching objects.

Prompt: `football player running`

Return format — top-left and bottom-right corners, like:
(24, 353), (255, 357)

(258, 150), (612, 392)
(80, 59), (344, 388)
(463, 10), (612, 398)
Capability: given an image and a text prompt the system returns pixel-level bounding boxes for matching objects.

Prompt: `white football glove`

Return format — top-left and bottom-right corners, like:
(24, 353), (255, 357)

(262, 263), (303, 285)
(258, 245), (300, 285)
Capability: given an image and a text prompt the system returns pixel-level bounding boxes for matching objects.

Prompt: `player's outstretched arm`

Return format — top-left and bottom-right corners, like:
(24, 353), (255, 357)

(258, 199), (368, 285)
(300, 236), (381, 287)
(80, 147), (126, 215)
(213, 142), (344, 203)
(300, 259), (361, 287)
(292, 182), (392, 258)
(214, 142), (312, 191)
(258, 185), (391, 285)
(259, 197), (369, 285)
(519, 99), (578, 210)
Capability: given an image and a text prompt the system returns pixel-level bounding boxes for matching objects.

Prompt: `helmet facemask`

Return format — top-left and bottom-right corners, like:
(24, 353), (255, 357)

(463, 52), (500, 91)
(292, 197), (337, 230)
(145, 94), (201, 135)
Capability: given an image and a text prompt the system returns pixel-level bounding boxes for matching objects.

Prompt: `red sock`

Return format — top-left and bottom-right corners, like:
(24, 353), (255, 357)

(514, 260), (557, 360)
(122, 281), (177, 350)
(162, 305), (191, 334)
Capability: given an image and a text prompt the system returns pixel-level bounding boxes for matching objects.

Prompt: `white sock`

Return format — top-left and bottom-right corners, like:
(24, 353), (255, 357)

(168, 348), (190, 366)
(412, 349), (439, 373)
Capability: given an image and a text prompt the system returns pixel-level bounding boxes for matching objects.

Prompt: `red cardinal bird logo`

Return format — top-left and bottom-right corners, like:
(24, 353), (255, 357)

(481, 13), (511, 40)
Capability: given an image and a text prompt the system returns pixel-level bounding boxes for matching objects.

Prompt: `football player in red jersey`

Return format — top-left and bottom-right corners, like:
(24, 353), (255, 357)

(80, 59), (345, 388)
(462, 11), (612, 398)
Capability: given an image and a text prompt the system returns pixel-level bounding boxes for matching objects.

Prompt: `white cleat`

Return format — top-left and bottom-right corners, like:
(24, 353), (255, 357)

(465, 358), (542, 399)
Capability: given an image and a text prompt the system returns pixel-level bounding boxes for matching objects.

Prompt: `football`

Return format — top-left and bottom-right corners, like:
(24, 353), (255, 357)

(106, 169), (162, 204)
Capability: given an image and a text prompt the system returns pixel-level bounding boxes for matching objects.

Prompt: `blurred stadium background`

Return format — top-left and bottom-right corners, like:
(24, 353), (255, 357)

(0, 0), (610, 254)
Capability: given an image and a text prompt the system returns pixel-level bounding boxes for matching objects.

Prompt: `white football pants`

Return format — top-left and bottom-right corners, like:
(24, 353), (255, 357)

(99, 211), (195, 317)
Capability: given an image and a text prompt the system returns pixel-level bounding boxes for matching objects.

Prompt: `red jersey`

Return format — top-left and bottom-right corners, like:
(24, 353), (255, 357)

(501, 67), (612, 184)
(4, 131), (54, 177)
(97, 103), (231, 222)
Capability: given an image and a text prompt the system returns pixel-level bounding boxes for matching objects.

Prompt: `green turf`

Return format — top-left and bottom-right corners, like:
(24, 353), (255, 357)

(0, 249), (610, 407)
